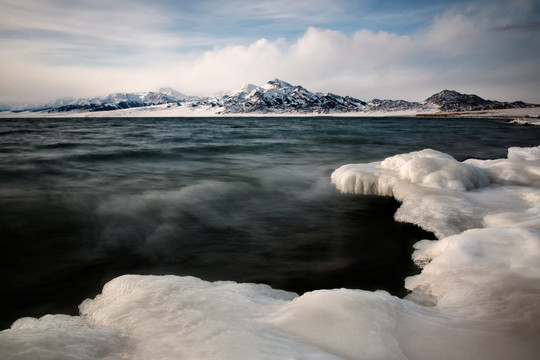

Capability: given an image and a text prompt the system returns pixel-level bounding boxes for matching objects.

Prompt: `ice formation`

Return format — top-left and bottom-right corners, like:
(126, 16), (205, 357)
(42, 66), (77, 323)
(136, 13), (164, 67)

(1, 146), (539, 360)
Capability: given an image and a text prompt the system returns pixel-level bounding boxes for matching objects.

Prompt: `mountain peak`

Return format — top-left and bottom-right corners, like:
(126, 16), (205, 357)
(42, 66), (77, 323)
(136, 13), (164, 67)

(427, 89), (484, 100)
(156, 87), (189, 101)
(434, 89), (462, 97)
(229, 83), (260, 96)
(423, 89), (523, 112)
(263, 79), (294, 90)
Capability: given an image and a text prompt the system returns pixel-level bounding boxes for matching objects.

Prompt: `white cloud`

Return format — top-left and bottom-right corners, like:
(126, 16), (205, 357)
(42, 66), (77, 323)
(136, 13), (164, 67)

(164, 18), (538, 102)
(0, 0), (538, 103)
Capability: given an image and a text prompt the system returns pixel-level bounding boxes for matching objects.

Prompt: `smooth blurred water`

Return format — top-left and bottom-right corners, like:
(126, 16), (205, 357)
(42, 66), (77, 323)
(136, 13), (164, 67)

(1, 116), (539, 329)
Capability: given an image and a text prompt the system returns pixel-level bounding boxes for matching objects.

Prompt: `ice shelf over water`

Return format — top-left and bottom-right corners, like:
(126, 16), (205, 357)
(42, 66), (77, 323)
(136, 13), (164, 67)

(1, 147), (539, 360)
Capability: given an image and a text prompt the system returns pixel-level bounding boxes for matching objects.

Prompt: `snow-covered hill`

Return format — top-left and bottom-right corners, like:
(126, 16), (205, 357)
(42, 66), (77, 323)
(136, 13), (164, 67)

(0, 80), (536, 116)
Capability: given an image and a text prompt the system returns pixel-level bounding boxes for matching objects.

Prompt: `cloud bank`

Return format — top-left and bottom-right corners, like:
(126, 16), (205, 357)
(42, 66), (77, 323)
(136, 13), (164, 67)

(0, 0), (538, 103)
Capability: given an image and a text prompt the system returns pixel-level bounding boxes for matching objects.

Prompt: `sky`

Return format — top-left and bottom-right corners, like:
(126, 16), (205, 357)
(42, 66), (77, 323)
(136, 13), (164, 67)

(0, 0), (539, 103)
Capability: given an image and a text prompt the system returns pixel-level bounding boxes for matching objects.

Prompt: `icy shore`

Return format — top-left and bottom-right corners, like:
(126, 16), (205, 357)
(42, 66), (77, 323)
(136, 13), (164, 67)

(1, 146), (539, 360)
(1, 104), (538, 119)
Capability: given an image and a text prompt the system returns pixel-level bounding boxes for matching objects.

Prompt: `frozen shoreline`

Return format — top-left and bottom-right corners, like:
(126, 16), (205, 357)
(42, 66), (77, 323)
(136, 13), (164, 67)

(417, 107), (540, 124)
(1, 145), (539, 360)
(1, 105), (539, 119)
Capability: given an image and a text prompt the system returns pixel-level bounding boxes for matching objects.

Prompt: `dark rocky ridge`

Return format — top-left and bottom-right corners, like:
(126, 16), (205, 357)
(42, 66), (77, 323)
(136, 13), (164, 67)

(424, 90), (531, 112)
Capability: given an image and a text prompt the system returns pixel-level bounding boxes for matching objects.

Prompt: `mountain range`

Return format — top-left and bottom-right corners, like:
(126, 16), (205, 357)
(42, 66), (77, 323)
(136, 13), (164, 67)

(0, 79), (536, 115)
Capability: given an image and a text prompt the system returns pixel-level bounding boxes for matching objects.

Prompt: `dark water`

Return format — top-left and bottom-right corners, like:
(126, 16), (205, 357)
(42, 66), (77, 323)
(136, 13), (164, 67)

(1, 116), (539, 329)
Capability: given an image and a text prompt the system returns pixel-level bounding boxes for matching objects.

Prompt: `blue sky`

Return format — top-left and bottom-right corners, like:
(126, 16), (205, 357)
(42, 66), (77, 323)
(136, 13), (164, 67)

(0, 0), (539, 102)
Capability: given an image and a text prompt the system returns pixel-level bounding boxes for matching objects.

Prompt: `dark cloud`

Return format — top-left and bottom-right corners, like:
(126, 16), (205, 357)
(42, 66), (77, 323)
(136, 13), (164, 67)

(492, 21), (540, 32)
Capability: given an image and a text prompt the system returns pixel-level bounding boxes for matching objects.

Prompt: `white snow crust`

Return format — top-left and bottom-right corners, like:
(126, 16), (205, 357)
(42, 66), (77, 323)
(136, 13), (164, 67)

(4, 106), (540, 118)
(1, 146), (539, 359)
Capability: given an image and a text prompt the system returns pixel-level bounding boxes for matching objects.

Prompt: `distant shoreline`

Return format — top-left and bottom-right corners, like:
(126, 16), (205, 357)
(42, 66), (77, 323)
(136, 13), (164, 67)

(415, 106), (540, 118)
(416, 107), (540, 125)
(1, 106), (539, 121)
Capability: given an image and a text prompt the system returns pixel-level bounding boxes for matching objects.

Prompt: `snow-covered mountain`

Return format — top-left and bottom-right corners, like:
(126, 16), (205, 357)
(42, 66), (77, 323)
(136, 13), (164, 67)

(51, 89), (200, 112)
(2, 88), (197, 113)
(1, 80), (536, 115)
(220, 79), (366, 113)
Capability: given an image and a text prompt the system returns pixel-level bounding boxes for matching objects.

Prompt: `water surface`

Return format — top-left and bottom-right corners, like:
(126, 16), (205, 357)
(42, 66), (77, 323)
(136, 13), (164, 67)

(1, 116), (539, 329)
